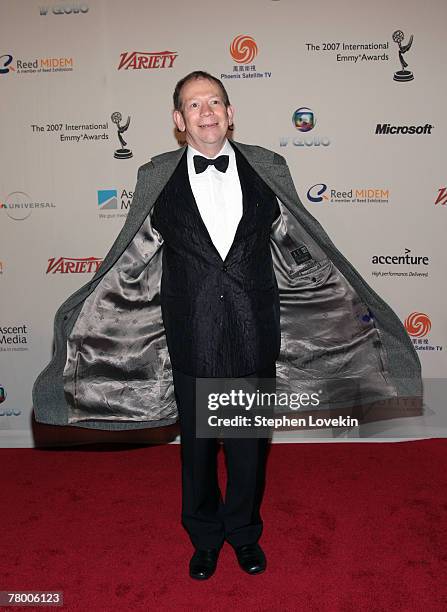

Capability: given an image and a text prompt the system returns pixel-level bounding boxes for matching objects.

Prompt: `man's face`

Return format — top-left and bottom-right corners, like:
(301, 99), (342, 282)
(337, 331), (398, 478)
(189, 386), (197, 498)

(173, 78), (234, 156)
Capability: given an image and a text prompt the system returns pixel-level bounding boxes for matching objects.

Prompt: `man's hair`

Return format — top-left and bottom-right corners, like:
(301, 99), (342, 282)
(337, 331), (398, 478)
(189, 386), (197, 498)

(173, 70), (231, 111)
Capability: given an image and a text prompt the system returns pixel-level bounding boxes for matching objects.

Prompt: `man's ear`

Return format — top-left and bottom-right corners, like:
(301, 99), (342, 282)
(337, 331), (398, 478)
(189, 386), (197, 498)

(173, 109), (185, 132)
(227, 104), (235, 127)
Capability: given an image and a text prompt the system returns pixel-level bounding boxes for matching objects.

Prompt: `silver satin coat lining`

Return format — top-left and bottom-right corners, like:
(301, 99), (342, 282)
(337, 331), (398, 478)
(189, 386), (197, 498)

(63, 199), (397, 423)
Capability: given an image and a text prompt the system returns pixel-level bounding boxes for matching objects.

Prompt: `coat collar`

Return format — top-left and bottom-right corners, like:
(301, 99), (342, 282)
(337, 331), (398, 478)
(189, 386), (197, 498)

(149, 139), (288, 193)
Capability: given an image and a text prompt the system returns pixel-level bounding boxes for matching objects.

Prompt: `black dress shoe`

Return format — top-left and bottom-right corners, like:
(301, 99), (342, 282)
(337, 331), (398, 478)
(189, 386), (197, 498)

(189, 548), (220, 580)
(235, 543), (266, 575)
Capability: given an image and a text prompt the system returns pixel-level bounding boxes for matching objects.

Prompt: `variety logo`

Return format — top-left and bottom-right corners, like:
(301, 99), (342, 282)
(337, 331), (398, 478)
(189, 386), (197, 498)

(307, 183), (388, 204)
(0, 53), (74, 74)
(375, 123), (433, 135)
(40, 3), (89, 15)
(117, 51), (178, 70)
(435, 187), (447, 206)
(46, 257), (103, 274)
(0, 192), (56, 220)
(230, 35), (258, 64)
(281, 109), (330, 148)
(0, 324), (29, 352)
(221, 35), (271, 81)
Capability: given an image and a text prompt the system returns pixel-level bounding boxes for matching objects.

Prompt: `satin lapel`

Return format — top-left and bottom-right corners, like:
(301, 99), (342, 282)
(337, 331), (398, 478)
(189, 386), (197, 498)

(129, 147), (186, 234)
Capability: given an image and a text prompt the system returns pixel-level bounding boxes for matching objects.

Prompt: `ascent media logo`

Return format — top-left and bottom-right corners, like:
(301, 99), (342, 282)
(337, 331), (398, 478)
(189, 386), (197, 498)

(0, 324), (29, 352)
(46, 257), (103, 274)
(0, 385), (6, 404)
(98, 190), (117, 210)
(97, 188), (133, 218)
(117, 51), (178, 70)
(375, 123), (433, 135)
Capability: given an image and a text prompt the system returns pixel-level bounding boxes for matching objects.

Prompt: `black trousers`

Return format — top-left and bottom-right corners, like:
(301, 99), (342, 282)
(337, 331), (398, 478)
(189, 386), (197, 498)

(172, 363), (276, 550)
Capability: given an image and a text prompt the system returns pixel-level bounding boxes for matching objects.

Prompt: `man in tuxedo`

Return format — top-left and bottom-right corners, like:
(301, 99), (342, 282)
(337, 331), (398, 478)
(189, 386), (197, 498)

(31, 68), (423, 581)
(151, 71), (281, 579)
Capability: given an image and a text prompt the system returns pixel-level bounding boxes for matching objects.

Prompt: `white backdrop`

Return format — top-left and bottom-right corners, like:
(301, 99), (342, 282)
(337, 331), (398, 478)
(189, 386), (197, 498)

(0, 0), (446, 446)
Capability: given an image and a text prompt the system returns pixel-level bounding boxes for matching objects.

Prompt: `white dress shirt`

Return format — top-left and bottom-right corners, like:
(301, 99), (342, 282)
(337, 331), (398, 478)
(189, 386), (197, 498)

(187, 139), (243, 261)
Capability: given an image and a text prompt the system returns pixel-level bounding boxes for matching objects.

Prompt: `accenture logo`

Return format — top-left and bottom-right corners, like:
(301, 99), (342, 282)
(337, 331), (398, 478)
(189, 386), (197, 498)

(230, 35), (258, 64)
(375, 123), (434, 135)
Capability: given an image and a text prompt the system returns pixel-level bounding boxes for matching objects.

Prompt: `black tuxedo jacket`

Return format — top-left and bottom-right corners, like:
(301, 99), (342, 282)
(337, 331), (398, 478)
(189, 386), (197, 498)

(151, 145), (281, 377)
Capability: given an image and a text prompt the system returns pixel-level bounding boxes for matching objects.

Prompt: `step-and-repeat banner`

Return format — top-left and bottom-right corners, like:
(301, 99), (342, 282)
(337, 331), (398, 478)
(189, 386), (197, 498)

(1, 0), (446, 446)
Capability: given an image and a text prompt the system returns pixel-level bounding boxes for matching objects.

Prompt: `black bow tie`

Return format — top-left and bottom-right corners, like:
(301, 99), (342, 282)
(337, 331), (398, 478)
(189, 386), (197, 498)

(193, 154), (229, 174)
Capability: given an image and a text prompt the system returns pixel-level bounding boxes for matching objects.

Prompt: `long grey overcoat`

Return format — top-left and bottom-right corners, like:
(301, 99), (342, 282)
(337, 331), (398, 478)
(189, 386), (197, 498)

(32, 141), (423, 430)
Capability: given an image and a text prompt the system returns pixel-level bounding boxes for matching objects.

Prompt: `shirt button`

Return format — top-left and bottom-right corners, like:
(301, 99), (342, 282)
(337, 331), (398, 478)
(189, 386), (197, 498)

(219, 294), (224, 300)
(222, 265), (227, 272)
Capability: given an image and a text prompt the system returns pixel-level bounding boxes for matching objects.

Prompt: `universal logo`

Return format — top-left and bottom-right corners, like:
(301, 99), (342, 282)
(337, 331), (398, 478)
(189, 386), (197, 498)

(280, 108), (330, 148)
(307, 184), (388, 204)
(39, 3), (89, 15)
(0, 192), (56, 221)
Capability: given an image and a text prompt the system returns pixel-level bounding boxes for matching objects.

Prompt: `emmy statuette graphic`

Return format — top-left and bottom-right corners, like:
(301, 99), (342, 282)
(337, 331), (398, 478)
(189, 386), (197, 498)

(392, 30), (414, 82)
(111, 111), (133, 159)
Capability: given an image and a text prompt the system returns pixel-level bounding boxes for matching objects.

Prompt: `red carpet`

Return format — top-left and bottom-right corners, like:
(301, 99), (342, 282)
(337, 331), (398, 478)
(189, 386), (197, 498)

(1, 440), (447, 611)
